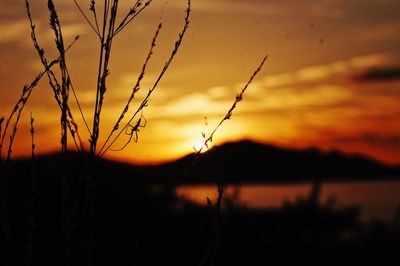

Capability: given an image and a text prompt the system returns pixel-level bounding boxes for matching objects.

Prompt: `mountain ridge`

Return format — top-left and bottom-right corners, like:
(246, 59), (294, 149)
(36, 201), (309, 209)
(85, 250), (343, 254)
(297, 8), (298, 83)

(155, 139), (400, 184)
(3, 140), (399, 185)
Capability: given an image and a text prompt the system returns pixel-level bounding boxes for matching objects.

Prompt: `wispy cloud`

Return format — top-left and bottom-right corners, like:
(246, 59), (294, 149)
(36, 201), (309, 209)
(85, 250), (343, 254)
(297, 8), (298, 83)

(0, 20), (27, 43)
(259, 54), (392, 89)
(1, 1), (400, 164)
(352, 67), (400, 82)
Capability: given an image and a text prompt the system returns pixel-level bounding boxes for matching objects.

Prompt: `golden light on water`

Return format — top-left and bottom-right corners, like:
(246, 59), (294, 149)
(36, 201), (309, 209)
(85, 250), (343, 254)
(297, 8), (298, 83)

(176, 182), (400, 222)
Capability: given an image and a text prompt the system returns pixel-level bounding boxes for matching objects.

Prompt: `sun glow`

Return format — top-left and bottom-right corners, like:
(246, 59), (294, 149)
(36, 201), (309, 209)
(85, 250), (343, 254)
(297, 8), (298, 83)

(193, 138), (209, 153)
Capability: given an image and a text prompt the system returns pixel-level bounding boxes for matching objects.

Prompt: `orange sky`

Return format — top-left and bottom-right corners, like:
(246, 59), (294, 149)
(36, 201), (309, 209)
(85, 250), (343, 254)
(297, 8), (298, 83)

(1, 0), (400, 165)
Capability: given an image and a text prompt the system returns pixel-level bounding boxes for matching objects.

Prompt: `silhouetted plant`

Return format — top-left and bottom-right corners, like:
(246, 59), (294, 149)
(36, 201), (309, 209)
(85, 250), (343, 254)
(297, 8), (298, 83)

(0, 117), (3, 147)
(25, 0), (84, 152)
(98, 22), (162, 154)
(0, 56), (61, 161)
(0, 4), (82, 160)
(30, 113), (35, 161)
(195, 55), (268, 155)
(26, 112), (36, 266)
(98, 2), (191, 156)
(0, 1), (270, 266)
(23, 0), (192, 156)
(0, 117), (3, 158)
(196, 55), (268, 266)
(71, 0), (186, 155)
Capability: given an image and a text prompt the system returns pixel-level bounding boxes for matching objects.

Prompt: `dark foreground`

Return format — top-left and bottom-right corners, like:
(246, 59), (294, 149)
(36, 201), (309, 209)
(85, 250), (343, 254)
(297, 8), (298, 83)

(1, 152), (400, 266)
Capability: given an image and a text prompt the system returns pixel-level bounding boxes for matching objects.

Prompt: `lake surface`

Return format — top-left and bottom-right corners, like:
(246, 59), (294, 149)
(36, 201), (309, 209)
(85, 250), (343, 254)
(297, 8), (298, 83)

(176, 180), (400, 222)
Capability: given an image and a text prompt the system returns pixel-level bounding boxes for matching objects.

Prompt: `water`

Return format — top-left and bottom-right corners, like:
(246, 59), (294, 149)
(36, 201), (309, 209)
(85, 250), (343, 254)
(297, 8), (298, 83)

(176, 180), (400, 222)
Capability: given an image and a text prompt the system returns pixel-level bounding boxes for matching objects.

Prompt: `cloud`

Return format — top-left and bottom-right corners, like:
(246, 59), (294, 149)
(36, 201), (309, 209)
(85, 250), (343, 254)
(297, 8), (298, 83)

(207, 85), (234, 100)
(0, 20), (27, 43)
(349, 54), (393, 68)
(352, 67), (400, 82)
(253, 85), (352, 110)
(170, 0), (283, 16)
(149, 92), (231, 117)
(0, 18), (87, 45)
(308, 3), (345, 19)
(139, 53), (395, 125)
(259, 54), (391, 89)
(336, 133), (400, 147)
(297, 62), (348, 82)
(55, 23), (88, 39)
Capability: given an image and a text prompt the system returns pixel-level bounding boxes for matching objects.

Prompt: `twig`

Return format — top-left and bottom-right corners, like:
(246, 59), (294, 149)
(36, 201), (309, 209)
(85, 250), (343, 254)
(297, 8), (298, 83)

(98, 22), (162, 155)
(26, 112), (36, 265)
(73, 0), (101, 38)
(48, 0), (70, 152)
(99, 0), (191, 156)
(112, 0), (152, 38)
(0, 117), (4, 155)
(65, 66), (92, 136)
(197, 55), (268, 266)
(89, 1), (101, 36)
(25, 0), (83, 151)
(90, 0), (119, 153)
(30, 113), (35, 160)
(1, 58), (59, 161)
(202, 176), (224, 266)
(196, 55), (268, 155)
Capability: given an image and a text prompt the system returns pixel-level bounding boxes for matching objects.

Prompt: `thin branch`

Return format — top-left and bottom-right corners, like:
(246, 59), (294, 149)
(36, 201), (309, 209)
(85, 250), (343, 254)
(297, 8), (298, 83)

(3, 59), (59, 161)
(73, 0), (101, 38)
(112, 0), (152, 38)
(98, 22), (162, 155)
(110, 111), (146, 152)
(105, 0), (112, 25)
(113, 0), (142, 34)
(65, 66), (92, 135)
(89, 0), (101, 35)
(99, 0), (191, 156)
(90, 0), (119, 153)
(0, 117), (4, 156)
(196, 55), (268, 155)
(0, 33), (80, 158)
(30, 113), (35, 160)
(25, 0), (83, 151)
(26, 112), (36, 266)
(48, 0), (72, 152)
(202, 176), (224, 266)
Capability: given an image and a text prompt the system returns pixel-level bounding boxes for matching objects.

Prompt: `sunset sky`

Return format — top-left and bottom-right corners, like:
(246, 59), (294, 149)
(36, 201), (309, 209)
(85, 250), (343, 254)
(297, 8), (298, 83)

(1, 0), (400, 165)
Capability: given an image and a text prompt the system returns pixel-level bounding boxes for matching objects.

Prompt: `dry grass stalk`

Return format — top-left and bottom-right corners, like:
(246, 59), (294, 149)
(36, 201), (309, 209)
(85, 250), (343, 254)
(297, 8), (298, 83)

(0, 58), (59, 161)
(73, 0), (101, 39)
(82, 0), (154, 154)
(25, 0), (84, 152)
(193, 55), (268, 266)
(89, 0), (118, 153)
(0, 29), (80, 160)
(98, 22), (162, 155)
(202, 178), (224, 266)
(112, 0), (152, 38)
(196, 55), (268, 155)
(48, 0), (71, 152)
(0, 117), (4, 155)
(74, 1), (153, 40)
(30, 113), (35, 160)
(98, 0), (191, 157)
(26, 112), (36, 265)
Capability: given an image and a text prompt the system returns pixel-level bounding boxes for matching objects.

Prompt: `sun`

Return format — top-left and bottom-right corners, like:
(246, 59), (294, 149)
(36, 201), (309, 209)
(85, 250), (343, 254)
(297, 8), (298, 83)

(193, 139), (209, 153)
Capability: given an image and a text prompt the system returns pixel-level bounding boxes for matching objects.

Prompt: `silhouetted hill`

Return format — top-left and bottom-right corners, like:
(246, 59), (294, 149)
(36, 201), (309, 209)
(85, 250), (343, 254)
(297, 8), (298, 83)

(152, 140), (400, 184)
(3, 140), (400, 185)
(2, 141), (400, 266)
